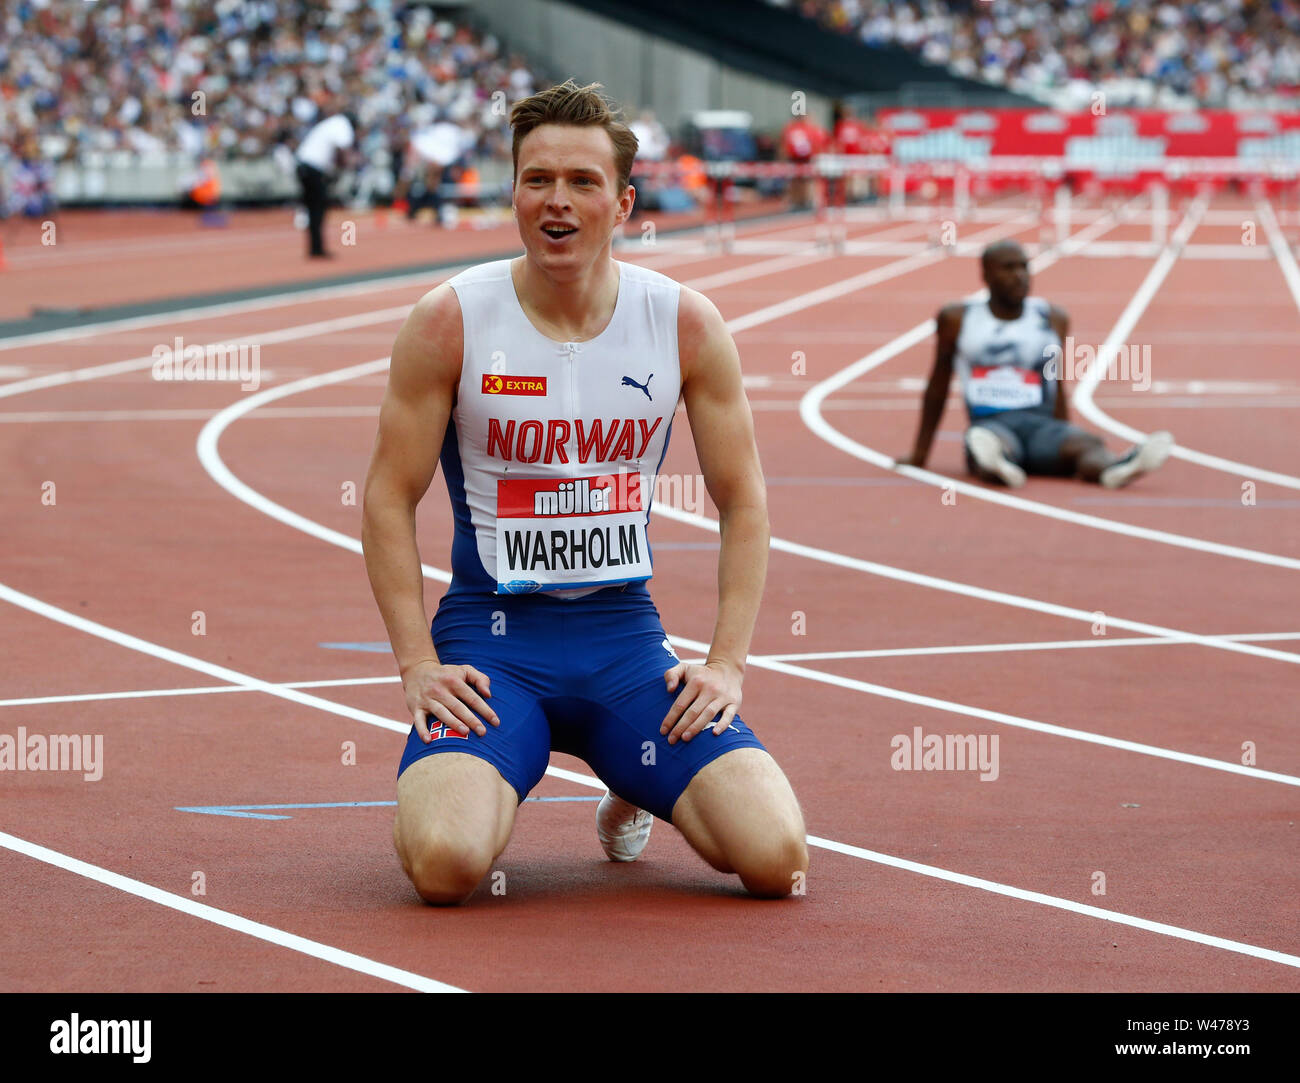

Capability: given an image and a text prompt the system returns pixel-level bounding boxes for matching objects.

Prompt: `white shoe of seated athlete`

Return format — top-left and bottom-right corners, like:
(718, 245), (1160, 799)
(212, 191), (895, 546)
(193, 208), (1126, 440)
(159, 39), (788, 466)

(965, 427), (1026, 488)
(596, 790), (653, 862)
(1099, 430), (1173, 489)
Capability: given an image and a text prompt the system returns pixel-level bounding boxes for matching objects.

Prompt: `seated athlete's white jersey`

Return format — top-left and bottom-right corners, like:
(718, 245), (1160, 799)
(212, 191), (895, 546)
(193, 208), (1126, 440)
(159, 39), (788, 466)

(442, 259), (680, 599)
(954, 296), (1061, 419)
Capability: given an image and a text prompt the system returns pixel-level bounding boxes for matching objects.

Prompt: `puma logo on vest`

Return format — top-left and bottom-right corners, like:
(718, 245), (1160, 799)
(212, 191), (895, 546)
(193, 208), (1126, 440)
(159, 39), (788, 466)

(621, 373), (653, 401)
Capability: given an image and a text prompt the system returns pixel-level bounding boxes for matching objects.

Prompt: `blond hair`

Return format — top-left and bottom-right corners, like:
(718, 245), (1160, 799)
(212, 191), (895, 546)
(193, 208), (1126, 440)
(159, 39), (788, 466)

(510, 80), (639, 191)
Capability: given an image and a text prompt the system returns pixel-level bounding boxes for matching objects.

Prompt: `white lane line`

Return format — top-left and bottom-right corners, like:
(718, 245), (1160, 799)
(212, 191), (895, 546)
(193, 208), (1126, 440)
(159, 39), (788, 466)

(805, 832), (1300, 970)
(1072, 198), (1300, 492)
(0, 214), (904, 410)
(198, 350), (1300, 957)
(681, 220), (933, 293)
(0, 830), (464, 992)
(0, 308), (411, 403)
(5, 578), (1295, 968)
(0, 580), (410, 735)
(653, 500), (1300, 666)
(1, 223), (302, 267)
(0, 406), (385, 423)
(0, 675), (399, 708)
(665, 632), (1300, 787)
(6, 586), (1291, 787)
(516, 746), (1300, 968)
(0, 211), (840, 354)
(12, 630), (1299, 709)
(194, 358), (446, 576)
(1259, 198), (1300, 313)
(196, 360), (1300, 779)
(199, 350), (1300, 674)
(752, 630), (1300, 663)
(0, 269), (444, 354)
(726, 214), (1039, 335)
(12, 212), (1290, 978)
(798, 203), (1300, 568)
(189, 229), (1031, 573)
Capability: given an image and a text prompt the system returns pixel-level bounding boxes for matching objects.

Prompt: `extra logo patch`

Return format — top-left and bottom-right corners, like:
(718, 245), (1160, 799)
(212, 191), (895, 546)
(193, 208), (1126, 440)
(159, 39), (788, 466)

(482, 374), (547, 396)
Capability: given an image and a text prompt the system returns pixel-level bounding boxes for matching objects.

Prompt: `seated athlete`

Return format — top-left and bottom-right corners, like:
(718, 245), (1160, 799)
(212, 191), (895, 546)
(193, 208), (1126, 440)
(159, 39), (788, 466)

(361, 80), (808, 904)
(897, 239), (1172, 488)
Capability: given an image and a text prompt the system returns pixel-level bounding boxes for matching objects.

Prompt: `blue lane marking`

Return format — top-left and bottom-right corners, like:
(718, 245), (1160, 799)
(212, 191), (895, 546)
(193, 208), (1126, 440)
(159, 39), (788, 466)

(175, 796), (600, 819)
(318, 642), (392, 653)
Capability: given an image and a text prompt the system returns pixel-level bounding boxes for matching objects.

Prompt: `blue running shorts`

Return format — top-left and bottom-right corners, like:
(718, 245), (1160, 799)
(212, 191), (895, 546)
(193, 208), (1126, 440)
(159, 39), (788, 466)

(397, 585), (766, 822)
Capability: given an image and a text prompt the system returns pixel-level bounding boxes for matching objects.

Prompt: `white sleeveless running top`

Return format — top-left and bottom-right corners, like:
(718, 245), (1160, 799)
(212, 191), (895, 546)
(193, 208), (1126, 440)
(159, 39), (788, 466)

(954, 297), (1061, 420)
(441, 259), (681, 598)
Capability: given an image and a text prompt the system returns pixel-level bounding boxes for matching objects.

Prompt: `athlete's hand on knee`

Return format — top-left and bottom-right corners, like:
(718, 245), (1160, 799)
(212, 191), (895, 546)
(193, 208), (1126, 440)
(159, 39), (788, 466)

(661, 661), (741, 745)
(402, 661), (499, 742)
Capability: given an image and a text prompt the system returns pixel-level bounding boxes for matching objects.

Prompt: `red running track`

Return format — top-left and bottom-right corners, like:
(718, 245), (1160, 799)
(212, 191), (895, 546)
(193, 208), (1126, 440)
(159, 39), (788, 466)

(0, 194), (1297, 992)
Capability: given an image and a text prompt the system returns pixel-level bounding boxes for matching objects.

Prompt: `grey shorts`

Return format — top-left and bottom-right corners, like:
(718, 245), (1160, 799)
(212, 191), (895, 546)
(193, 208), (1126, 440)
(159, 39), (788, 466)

(967, 410), (1096, 477)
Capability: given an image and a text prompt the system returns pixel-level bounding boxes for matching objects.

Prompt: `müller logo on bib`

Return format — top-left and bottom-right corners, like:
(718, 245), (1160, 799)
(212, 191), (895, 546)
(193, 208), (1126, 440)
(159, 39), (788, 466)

(482, 374), (547, 396)
(495, 471), (653, 593)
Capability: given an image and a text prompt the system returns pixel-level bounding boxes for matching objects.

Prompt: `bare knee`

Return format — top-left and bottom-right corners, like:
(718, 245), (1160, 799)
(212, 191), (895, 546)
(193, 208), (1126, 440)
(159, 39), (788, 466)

(734, 830), (809, 899)
(401, 832), (495, 906)
(392, 752), (517, 905)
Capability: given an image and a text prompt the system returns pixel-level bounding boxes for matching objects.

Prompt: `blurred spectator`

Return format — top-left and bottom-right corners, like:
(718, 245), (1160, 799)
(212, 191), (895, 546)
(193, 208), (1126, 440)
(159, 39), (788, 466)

(780, 111), (830, 208)
(295, 102), (355, 258)
(1, 132), (56, 218)
(180, 157), (222, 213)
(397, 113), (475, 225)
(830, 100), (872, 201)
(630, 109), (670, 161)
(780, 0), (1300, 110)
(831, 100), (870, 155)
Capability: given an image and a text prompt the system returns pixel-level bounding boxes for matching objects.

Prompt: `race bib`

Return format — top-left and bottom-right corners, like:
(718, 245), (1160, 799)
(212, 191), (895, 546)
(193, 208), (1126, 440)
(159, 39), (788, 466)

(495, 473), (653, 594)
(967, 365), (1043, 414)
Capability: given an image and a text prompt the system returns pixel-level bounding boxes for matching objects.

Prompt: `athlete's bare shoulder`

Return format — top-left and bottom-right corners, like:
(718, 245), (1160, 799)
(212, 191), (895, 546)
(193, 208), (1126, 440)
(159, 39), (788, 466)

(390, 281), (463, 389)
(676, 284), (729, 370)
(937, 301), (967, 329)
(408, 280), (462, 330)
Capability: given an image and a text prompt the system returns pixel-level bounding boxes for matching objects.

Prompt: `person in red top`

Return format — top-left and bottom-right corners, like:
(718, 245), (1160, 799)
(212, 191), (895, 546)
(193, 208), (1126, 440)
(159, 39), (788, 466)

(779, 113), (828, 209)
(860, 111), (893, 157)
(856, 109), (893, 201)
(831, 100), (870, 202)
(831, 101), (869, 155)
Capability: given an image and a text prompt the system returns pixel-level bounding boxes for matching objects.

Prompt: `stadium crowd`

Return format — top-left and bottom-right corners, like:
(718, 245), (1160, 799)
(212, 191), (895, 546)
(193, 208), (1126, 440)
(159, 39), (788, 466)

(783, 0), (1300, 109)
(0, 0), (546, 215)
